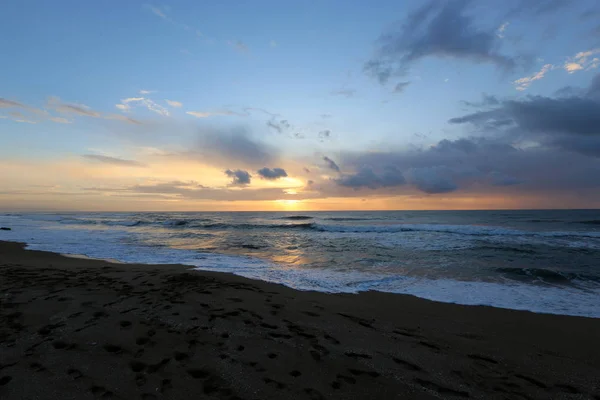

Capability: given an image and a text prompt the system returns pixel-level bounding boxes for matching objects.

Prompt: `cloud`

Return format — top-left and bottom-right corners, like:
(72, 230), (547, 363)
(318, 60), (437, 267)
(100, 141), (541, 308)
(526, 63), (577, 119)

(82, 154), (146, 167)
(365, 0), (515, 85)
(165, 99), (183, 108)
(513, 64), (555, 90)
(147, 5), (168, 19)
(331, 89), (356, 98)
(563, 48), (600, 74)
(104, 114), (143, 125)
(461, 93), (500, 107)
(335, 166), (406, 189)
(85, 180), (306, 202)
(49, 117), (72, 124)
(393, 81), (411, 93)
(116, 104), (130, 111)
(267, 119), (291, 133)
(225, 169), (251, 186)
(1, 96), (96, 125)
(0, 98), (27, 108)
(318, 130), (331, 141)
(191, 127), (277, 168)
(139, 90), (155, 95)
(257, 167), (288, 180)
(186, 110), (241, 118)
(120, 97), (169, 116)
(46, 96), (100, 118)
(228, 40), (249, 53)
(406, 166), (457, 194)
(323, 156), (340, 172)
(450, 74), (600, 157)
(496, 22), (510, 38)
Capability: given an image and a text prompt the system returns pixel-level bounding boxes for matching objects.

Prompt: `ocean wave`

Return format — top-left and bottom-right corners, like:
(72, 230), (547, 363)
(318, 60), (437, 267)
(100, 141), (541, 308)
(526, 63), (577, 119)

(324, 217), (381, 221)
(313, 223), (600, 238)
(474, 245), (538, 254)
(198, 222), (316, 230)
(279, 215), (313, 220)
(579, 220), (600, 225)
(495, 267), (600, 285)
(527, 219), (563, 223)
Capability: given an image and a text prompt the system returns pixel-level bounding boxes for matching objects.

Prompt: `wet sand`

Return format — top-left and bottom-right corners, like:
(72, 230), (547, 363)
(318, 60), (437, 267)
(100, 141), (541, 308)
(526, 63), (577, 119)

(1, 240), (599, 399)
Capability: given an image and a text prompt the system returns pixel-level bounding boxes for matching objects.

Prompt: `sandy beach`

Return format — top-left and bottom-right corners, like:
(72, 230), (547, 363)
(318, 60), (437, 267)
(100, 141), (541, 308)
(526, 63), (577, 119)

(1, 240), (599, 399)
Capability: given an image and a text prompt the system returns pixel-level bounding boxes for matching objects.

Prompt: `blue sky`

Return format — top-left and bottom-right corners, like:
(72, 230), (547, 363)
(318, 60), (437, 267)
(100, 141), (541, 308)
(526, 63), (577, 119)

(1, 0), (600, 210)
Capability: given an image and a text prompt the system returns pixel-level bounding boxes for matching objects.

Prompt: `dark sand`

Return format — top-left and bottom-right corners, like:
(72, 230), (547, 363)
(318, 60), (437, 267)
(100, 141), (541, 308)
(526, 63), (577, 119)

(1, 240), (599, 399)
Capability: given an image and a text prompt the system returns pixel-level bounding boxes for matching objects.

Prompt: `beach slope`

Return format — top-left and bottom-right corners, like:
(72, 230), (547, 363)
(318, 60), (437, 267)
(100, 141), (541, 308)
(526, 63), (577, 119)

(1, 240), (599, 399)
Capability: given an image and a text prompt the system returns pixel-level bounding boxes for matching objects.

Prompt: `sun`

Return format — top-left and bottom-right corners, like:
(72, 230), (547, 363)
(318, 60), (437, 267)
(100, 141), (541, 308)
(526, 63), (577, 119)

(275, 199), (301, 210)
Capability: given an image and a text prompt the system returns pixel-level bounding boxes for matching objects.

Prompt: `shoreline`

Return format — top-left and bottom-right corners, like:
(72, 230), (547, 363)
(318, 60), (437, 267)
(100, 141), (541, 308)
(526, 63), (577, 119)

(1, 240), (599, 399)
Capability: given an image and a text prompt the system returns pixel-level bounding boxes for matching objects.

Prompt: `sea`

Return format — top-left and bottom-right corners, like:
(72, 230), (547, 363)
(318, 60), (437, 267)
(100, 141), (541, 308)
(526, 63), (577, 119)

(1, 210), (599, 318)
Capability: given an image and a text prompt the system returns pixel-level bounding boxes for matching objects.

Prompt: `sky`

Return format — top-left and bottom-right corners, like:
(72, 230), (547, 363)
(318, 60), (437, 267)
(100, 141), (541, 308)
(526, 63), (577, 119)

(1, 0), (600, 211)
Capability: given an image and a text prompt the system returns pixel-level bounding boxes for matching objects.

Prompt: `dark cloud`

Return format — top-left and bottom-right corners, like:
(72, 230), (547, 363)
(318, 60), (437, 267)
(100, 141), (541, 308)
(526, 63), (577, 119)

(393, 82), (411, 93)
(82, 154), (145, 167)
(267, 119), (291, 134)
(406, 166), (457, 194)
(335, 166), (406, 189)
(461, 93), (500, 108)
(303, 167), (311, 173)
(329, 136), (600, 196)
(489, 171), (523, 186)
(322, 156), (340, 172)
(365, 0), (515, 85)
(195, 127), (277, 167)
(450, 74), (600, 156)
(225, 169), (252, 186)
(257, 167), (288, 180)
(318, 130), (331, 141)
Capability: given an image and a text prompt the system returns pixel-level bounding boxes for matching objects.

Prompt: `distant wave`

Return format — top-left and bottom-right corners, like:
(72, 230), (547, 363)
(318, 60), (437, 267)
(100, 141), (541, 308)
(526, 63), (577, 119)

(313, 223), (600, 238)
(526, 219), (562, 223)
(279, 216), (313, 220)
(579, 220), (600, 225)
(496, 267), (600, 285)
(324, 217), (381, 221)
(474, 245), (538, 254)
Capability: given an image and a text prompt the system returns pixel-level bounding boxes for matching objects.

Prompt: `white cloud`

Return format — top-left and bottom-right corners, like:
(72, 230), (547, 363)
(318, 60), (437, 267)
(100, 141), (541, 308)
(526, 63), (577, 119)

(496, 22), (509, 38)
(564, 62), (583, 73)
(165, 99), (183, 108)
(15, 119), (36, 124)
(513, 64), (555, 91)
(139, 90), (155, 95)
(118, 97), (169, 116)
(49, 117), (72, 124)
(186, 111), (216, 118)
(147, 5), (167, 19)
(563, 48), (600, 74)
(186, 110), (240, 118)
(116, 104), (130, 111)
